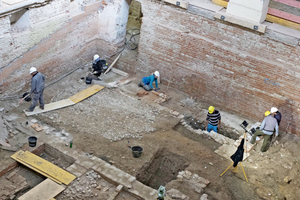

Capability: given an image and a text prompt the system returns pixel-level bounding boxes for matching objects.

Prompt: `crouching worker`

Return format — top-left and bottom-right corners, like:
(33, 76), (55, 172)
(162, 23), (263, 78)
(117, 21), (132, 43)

(138, 71), (160, 91)
(91, 54), (108, 80)
(250, 111), (278, 152)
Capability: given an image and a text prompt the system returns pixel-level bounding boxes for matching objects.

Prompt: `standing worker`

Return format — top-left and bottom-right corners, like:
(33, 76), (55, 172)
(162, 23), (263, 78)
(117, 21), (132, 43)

(271, 107), (281, 126)
(250, 110), (279, 152)
(205, 106), (221, 133)
(91, 54), (108, 80)
(25, 67), (45, 112)
(138, 71), (160, 91)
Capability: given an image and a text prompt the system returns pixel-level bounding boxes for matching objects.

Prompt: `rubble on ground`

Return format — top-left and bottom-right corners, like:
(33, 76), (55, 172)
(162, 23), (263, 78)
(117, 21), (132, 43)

(41, 89), (159, 141)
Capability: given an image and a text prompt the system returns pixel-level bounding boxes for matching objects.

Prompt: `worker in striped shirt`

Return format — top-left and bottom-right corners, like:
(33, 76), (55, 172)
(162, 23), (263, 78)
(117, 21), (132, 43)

(205, 106), (221, 133)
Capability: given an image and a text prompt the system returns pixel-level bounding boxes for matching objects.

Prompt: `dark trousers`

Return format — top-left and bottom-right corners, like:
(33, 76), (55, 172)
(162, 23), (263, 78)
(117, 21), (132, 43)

(138, 81), (151, 91)
(250, 129), (272, 152)
(29, 90), (44, 111)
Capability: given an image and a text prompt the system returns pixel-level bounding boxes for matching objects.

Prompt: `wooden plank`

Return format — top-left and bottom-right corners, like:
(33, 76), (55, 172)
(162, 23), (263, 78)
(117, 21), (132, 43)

(212, 0), (300, 31)
(111, 68), (129, 77)
(268, 8), (300, 24)
(24, 99), (75, 116)
(266, 14), (300, 31)
(11, 155), (63, 184)
(272, 0), (300, 9)
(69, 84), (104, 104)
(104, 53), (121, 74)
(11, 150), (76, 185)
(212, 0), (228, 8)
(18, 178), (65, 200)
(163, 0), (189, 9)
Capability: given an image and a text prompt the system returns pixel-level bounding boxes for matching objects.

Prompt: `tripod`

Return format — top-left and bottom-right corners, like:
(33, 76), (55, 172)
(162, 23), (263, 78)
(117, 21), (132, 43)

(220, 125), (249, 182)
(220, 162), (248, 182)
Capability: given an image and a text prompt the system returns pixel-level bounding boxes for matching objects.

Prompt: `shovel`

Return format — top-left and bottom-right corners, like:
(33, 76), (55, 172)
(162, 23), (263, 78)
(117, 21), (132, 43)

(19, 92), (31, 104)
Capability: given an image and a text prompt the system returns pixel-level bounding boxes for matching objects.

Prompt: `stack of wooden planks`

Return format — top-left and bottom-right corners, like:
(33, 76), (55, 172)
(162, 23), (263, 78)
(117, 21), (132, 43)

(11, 150), (76, 185)
(212, 0), (300, 31)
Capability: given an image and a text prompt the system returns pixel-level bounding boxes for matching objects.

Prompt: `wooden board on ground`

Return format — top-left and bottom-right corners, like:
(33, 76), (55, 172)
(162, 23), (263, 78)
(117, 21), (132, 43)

(69, 84), (104, 103)
(25, 99), (75, 116)
(18, 178), (65, 200)
(25, 85), (104, 116)
(12, 156), (62, 184)
(11, 150), (76, 185)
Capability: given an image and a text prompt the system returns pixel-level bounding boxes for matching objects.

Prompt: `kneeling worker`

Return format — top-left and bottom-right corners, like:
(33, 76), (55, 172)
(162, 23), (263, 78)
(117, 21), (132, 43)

(138, 71), (160, 91)
(205, 106), (221, 133)
(250, 110), (278, 152)
(91, 54), (108, 80)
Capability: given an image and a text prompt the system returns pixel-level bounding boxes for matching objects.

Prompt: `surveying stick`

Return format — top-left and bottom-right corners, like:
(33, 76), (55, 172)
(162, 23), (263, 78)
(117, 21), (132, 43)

(220, 163), (234, 177)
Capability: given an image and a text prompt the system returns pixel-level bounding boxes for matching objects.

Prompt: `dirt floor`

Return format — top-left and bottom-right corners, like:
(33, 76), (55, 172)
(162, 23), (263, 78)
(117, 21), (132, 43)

(1, 66), (300, 200)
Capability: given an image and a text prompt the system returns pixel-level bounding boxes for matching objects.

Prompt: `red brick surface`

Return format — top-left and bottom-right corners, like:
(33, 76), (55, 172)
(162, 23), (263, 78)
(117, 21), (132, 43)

(117, 1), (300, 135)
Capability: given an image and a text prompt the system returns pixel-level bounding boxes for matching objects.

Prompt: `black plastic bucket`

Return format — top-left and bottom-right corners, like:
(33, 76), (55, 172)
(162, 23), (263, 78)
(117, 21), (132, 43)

(86, 77), (92, 84)
(28, 136), (37, 147)
(131, 146), (143, 158)
(23, 92), (32, 102)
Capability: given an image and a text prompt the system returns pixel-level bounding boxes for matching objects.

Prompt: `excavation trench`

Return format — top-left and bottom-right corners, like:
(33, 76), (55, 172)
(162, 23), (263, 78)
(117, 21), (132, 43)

(136, 148), (189, 189)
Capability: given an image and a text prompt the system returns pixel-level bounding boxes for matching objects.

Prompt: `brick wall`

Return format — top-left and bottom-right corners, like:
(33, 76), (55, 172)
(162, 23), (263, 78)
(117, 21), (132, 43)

(117, 0), (300, 135)
(0, 0), (128, 95)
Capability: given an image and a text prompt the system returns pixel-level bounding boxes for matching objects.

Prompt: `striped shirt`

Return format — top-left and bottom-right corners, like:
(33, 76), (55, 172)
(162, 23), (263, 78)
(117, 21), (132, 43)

(206, 110), (221, 126)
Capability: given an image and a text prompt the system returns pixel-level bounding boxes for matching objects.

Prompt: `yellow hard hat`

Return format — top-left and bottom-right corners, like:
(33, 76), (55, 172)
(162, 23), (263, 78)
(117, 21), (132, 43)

(208, 106), (215, 114)
(265, 111), (271, 116)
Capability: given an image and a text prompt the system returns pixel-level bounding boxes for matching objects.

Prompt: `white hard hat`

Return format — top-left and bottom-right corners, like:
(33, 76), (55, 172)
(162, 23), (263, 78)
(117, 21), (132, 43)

(29, 67), (37, 74)
(93, 54), (100, 61)
(154, 71), (160, 77)
(270, 107), (278, 113)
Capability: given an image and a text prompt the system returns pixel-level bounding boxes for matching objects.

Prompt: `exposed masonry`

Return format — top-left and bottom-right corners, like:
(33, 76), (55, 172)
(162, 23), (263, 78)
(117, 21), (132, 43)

(1, 0), (300, 136)
(0, 0), (128, 95)
(116, 0), (300, 136)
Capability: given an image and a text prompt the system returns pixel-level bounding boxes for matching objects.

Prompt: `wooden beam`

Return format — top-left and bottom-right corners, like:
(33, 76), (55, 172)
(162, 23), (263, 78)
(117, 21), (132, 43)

(212, 0), (228, 8)
(212, 0), (300, 31)
(268, 8), (300, 24)
(272, 0), (300, 9)
(266, 14), (300, 31)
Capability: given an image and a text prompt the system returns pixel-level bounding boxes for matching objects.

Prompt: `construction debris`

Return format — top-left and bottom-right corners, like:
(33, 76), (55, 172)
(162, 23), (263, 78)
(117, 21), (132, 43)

(151, 91), (170, 104)
(136, 90), (149, 97)
(31, 123), (43, 132)
(106, 77), (135, 88)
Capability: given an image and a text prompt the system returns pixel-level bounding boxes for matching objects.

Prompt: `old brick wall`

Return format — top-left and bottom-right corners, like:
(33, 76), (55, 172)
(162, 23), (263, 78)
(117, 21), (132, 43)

(117, 0), (300, 135)
(0, 0), (128, 95)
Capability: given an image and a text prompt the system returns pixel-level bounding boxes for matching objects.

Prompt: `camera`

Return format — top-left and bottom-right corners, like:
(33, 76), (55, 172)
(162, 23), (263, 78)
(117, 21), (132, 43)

(240, 120), (256, 135)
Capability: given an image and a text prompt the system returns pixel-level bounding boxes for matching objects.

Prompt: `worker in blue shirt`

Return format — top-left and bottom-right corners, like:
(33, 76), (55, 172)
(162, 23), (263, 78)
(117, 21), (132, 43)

(138, 71), (160, 91)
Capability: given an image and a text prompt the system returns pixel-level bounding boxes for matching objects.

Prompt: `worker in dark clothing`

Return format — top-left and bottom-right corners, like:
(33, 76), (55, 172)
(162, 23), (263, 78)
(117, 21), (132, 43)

(138, 71), (160, 91)
(205, 106), (221, 133)
(271, 107), (281, 126)
(91, 54), (108, 80)
(25, 67), (45, 112)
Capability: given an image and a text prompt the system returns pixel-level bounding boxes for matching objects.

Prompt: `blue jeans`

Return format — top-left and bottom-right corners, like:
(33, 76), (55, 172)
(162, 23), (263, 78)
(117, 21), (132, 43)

(207, 123), (218, 133)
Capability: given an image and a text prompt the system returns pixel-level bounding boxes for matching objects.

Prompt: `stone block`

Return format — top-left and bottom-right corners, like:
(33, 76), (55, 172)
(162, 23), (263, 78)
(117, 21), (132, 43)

(115, 184), (123, 192)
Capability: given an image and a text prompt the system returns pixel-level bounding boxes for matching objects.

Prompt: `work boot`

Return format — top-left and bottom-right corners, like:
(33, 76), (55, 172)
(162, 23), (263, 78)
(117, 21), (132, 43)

(25, 109), (33, 112)
(40, 106), (44, 110)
